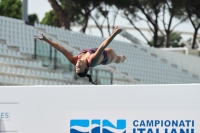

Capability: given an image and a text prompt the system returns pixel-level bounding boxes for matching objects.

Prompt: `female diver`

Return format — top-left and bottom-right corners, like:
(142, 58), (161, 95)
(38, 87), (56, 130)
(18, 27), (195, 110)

(35, 26), (126, 85)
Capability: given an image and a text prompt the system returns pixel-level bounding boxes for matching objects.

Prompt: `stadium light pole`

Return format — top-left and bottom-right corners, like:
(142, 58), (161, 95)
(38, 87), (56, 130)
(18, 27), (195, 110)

(22, 0), (29, 22)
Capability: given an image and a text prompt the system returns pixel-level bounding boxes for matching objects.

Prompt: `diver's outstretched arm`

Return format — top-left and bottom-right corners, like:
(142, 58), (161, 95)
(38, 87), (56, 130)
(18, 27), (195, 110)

(90, 26), (122, 66)
(35, 34), (77, 65)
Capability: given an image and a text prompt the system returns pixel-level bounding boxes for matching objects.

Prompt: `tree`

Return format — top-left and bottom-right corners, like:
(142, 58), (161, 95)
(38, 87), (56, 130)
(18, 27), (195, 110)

(123, 0), (164, 47)
(41, 6), (86, 28)
(105, 0), (131, 34)
(72, 0), (102, 33)
(161, 0), (187, 48)
(28, 14), (39, 23)
(48, 0), (72, 29)
(91, 0), (128, 37)
(41, 10), (60, 27)
(150, 32), (185, 48)
(0, 0), (22, 19)
(122, 0), (188, 48)
(88, 3), (116, 37)
(184, 0), (200, 49)
(89, 4), (109, 37)
(48, 0), (102, 33)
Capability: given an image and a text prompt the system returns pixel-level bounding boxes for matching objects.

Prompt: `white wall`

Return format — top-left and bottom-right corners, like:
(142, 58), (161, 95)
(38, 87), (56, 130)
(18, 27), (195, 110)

(0, 85), (200, 133)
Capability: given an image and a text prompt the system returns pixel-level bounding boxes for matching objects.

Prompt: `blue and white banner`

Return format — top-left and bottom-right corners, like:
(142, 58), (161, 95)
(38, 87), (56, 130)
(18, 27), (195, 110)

(1, 85), (200, 133)
(66, 111), (199, 133)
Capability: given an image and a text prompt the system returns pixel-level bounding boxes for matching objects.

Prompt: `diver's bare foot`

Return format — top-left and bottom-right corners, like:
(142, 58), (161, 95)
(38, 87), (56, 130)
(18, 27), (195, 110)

(119, 55), (126, 63)
(121, 55), (126, 63)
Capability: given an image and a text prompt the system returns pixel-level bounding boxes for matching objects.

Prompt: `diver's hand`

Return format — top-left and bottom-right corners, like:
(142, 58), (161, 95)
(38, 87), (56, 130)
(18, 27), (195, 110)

(114, 26), (122, 34)
(35, 34), (47, 41)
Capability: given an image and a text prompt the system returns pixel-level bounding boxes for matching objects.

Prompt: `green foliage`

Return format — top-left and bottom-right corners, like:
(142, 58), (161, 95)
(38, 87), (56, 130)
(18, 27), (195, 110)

(41, 10), (60, 27)
(185, 0), (200, 17)
(28, 14), (39, 23)
(170, 0), (187, 19)
(184, 0), (200, 27)
(0, 0), (22, 19)
(103, 0), (131, 9)
(150, 33), (185, 48)
(70, 1), (85, 25)
(169, 33), (185, 47)
(184, 0), (200, 49)
(41, 0), (88, 27)
(71, 0), (103, 24)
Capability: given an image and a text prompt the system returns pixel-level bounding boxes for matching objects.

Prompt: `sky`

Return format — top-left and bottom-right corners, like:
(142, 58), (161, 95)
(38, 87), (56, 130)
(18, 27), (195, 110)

(28, 0), (199, 43)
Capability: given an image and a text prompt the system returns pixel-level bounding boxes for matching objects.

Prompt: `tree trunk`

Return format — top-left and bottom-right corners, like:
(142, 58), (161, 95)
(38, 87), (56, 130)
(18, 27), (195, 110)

(81, 14), (89, 33)
(192, 29), (198, 49)
(154, 27), (158, 47)
(106, 17), (111, 36)
(166, 31), (171, 48)
(166, 35), (170, 48)
(64, 0), (72, 29)
(112, 10), (118, 33)
(90, 14), (104, 37)
(48, 0), (70, 29)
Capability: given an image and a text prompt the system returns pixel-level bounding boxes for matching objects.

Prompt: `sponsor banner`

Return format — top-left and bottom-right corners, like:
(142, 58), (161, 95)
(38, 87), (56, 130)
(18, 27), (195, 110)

(66, 111), (199, 133)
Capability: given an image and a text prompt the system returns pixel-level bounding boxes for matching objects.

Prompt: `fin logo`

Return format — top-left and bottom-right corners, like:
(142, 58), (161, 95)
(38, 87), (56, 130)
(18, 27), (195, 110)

(70, 119), (126, 133)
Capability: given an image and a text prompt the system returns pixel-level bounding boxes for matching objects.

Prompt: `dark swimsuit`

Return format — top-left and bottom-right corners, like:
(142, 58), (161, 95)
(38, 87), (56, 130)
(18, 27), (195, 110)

(79, 48), (108, 68)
